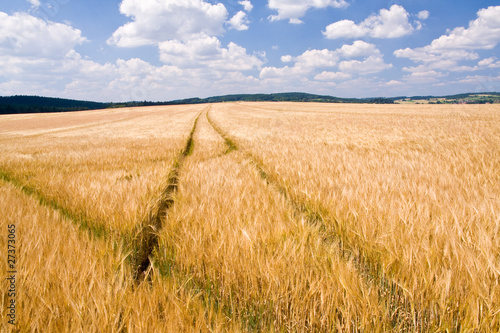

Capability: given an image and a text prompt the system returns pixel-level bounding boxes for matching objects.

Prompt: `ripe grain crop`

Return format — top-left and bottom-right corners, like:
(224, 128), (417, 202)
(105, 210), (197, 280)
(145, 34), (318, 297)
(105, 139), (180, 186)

(0, 180), (233, 332)
(154, 111), (388, 331)
(209, 102), (500, 331)
(1, 102), (498, 331)
(0, 105), (200, 237)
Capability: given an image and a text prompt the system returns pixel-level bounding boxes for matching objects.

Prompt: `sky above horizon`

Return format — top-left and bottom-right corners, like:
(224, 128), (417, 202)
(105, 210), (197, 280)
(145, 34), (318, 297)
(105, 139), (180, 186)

(0, 0), (499, 102)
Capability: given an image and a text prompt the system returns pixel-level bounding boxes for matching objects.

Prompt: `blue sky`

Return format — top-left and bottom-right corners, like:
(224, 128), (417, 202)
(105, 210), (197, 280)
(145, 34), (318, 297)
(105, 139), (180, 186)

(0, 0), (499, 102)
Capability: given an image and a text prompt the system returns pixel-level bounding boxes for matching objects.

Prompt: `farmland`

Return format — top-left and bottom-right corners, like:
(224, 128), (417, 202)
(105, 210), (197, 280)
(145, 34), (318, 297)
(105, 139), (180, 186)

(0, 102), (499, 331)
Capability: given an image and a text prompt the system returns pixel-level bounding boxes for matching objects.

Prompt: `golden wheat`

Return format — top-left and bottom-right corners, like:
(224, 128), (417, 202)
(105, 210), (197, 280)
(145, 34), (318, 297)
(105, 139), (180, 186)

(1, 102), (498, 331)
(209, 102), (500, 331)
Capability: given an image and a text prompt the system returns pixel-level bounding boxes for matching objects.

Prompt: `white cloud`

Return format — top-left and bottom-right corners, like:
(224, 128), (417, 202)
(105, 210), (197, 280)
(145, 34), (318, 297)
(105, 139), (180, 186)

(427, 6), (500, 51)
(323, 20), (366, 39)
(339, 54), (392, 74)
(260, 40), (391, 82)
(288, 18), (304, 25)
(386, 80), (402, 86)
(314, 71), (351, 81)
(338, 40), (377, 57)
(268, 0), (348, 24)
(0, 12), (86, 58)
(294, 49), (339, 68)
(238, 0), (253, 12)
(228, 11), (249, 31)
(159, 35), (263, 71)
(323, 5), (419, 39)
(417, 10), (429, 20)
(394, 6), (500, 73)
(478, 57), (500, 68)
(0, 11), (265, 102)
(108, 0), (228, 47)
(259, 65), (307, 79)
(457, 75), (500, 90)
(27, 0), (41, 8)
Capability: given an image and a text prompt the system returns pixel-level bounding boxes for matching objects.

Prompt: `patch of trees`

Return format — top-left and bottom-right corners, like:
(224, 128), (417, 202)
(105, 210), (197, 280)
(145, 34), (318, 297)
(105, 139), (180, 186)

(0, 95), (107, 114)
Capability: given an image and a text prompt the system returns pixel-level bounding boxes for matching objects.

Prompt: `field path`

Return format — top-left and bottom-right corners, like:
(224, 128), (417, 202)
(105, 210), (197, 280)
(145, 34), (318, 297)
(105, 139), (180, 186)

(133, 110), (203, 280)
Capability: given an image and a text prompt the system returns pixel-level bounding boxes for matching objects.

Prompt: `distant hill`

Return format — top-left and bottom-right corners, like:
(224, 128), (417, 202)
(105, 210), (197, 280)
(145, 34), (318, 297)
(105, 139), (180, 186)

(0, 96), (108, 114)
(0, 92), (498, 114)
(167, 92), (371, 104)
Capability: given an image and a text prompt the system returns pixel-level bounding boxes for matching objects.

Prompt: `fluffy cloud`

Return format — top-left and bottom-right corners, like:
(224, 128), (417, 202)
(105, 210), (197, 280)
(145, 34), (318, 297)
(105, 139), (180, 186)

(323, 5), (419, 39)
(0, 12), (86, 58)
(394, 6), (500, 73)
(314, 71), (351, 81)
(159, 35), (263, 71)
(228, 11), (250, 31)
(338, 40), (377, 57)
(238, 0), (253, 12)
(108, 0), (228, 47)
(260, 40), (390, 81)
(478, 57), (500, 68)
(339, 54), (392, 74)
(417, 10), (430, 20)
(425, 6), (500, 51)
(268, 0), (348, 24)
(0, 10), (264, 102)
(294, 49), (339, 68)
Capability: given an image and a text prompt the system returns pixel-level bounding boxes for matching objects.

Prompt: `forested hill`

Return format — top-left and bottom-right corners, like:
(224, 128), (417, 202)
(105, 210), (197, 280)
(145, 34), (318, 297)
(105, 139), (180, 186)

(0, 96), (108, 114)
(1, 92), (498, 114)
(167, 92), (374, 104)
(0, 93), (395, 114)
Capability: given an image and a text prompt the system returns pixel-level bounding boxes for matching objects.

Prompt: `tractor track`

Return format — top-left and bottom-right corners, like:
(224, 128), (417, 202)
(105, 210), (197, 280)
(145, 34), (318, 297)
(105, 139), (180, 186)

(206, 107), (430, 331)
(132, 110), (202, 281)
(0, 110), (202, 284)
(0, 104), (433, 329)
(0, 170), (110, 239)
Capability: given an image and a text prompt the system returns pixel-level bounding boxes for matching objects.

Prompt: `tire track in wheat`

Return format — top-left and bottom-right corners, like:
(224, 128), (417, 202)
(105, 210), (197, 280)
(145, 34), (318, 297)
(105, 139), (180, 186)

(206, 107), (429, 331)
(132, 110), (202, 281)
(0, 110), (202, 281)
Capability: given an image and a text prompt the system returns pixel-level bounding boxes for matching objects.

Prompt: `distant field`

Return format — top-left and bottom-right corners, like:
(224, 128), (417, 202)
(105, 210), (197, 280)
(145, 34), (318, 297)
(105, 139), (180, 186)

(1, 102), (499, 332)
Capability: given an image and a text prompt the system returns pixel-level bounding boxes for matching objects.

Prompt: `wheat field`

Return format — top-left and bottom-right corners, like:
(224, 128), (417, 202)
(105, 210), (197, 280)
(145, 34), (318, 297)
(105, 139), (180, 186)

(1, 102), (499, 332)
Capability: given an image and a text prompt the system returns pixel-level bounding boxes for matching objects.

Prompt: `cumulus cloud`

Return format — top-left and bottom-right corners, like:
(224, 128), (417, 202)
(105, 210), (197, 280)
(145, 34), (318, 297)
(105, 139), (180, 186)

(394, 6), (500, 73)
(338, 40), (377, 57)
(238, 0), (253, 12)
(314, 71), (352, 81)
(478, 57), (500, 68)
(260, 40), (390, 82)
(107, 0), (228, 47)
(0, 10), (264, 102)
(159, 35), (263, 71)
(323, 5), (420, 39)
(268, 0), (348, 24)
(0, 11), (86, 58)
(294, 49), (339, 68)
(417, 10), (429, 20)
(228, 11), (250, 31)
(339, 54), (392, 74)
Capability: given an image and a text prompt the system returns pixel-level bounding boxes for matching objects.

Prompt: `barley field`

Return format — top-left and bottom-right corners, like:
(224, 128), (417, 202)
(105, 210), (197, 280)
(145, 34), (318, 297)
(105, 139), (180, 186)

(1, 102), (499, 332)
